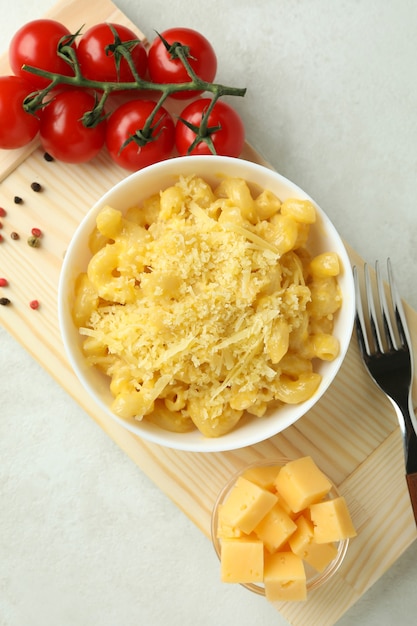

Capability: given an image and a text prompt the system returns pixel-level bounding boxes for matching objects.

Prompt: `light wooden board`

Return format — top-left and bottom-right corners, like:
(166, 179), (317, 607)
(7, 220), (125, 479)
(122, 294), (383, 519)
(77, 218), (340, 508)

(1, 2), (416, 625)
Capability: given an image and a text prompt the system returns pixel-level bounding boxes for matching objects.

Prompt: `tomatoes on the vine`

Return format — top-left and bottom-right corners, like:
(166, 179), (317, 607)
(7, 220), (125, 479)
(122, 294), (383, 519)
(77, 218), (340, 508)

(175, 98), (245, 157)
(0, 76), (40, 149)
(148, 28), (217, 99)
(77, 23), (147, 83)
(105, 99), (175, 171)
(9, 19), (76, 89)
(2, 17), (246, 170)
(39, 90), (106, 163)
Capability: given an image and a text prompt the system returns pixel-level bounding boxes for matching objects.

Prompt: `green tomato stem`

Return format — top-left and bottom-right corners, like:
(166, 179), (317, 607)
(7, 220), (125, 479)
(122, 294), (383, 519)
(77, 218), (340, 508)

(21, 34), (246, 150)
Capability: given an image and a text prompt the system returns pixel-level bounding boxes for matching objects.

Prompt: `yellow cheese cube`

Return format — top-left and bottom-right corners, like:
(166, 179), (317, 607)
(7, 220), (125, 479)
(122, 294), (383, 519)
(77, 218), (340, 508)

(254, 503), (297, 553)
(310, 496), (357, 543)
(289, 515), (338, 572)
(241, 465), (281, 491)
(220, 536), (264, 583)
(216, 504), (244, 539)
(274, 456), (332, 513)
(220, 476), (278, 534)
(264, 552), (307, 602)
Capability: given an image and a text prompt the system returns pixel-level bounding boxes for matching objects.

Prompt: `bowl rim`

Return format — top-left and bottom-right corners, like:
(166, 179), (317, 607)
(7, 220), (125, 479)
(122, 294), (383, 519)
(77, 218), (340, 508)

(210, 458), (349, 596)
(58, 155), (355, 452)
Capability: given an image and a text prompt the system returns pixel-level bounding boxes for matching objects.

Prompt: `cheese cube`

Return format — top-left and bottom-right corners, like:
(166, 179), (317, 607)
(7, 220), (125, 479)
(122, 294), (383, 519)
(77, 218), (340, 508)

(254, 503), (297, 553)
(274, 456), (332, 513)
(220, 476), (278, 534)
(241, 465), (281, 491)
(264, 552), (307, 602)
(310, 496), (357, 543)
(289, 515), (338, 572)
(216, 504), (244, 539)
(220, 537), (264, 583)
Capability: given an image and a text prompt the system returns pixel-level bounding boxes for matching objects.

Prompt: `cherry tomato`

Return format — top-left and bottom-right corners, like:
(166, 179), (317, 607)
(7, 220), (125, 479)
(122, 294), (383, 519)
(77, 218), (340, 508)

(9, 19), (76, 89)
(148, 28), (217, 99)
(77, 23), (147, 84)
(0, 76), (40, 149)
(39, 90), (106, 163)
(175, 98), (245, 157)
(106, 99), (175, 171)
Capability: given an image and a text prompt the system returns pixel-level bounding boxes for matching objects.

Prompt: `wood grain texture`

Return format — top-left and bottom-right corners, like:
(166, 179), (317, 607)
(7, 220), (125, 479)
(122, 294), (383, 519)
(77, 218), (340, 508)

(1, 2), (417, 625)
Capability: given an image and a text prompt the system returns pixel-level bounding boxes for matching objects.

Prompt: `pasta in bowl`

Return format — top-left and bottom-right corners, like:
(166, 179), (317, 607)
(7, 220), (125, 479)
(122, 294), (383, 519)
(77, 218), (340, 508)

(58, 155), (355, 452)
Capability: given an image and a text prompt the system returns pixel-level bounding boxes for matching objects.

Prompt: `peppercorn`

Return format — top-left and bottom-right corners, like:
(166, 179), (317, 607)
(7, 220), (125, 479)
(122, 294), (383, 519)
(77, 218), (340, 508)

(27, 235), (40, 248)
(0, 207), (6, 217)
(14, 196), (23, 204)
(0, 234), (3, 243)
(0, 297), (11, 306)
(10, 232), (20, 240)
(31, 182), (42, 192)
(31, 227), (42, 238)
(29, 299), (39, 310)
(0, 278), (8, 287)
(43, 152), (54, 162)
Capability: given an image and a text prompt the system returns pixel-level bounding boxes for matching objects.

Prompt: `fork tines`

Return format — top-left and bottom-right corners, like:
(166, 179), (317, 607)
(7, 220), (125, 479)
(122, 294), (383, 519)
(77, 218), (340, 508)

(353, 258), (410, 358)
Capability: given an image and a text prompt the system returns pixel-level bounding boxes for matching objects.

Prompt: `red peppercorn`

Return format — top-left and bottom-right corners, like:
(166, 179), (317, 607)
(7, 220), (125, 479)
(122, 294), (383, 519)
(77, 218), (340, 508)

(31, 227), (42, 238)
(0, 234), (3, 243)
(0, 207), (6, 217)
(0, 278), (8, 287)
(29, 299), (40, 310)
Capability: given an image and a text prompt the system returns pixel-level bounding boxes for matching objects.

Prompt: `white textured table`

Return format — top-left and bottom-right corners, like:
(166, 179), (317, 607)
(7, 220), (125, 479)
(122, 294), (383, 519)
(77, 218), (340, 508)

(1, 1), (417, 625)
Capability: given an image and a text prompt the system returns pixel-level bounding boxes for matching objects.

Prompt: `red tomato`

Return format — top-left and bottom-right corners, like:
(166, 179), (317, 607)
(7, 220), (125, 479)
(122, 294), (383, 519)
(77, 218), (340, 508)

(106, 99), (175, 171)
(148, 28), (217, 99)
(0, 76), (40, 149)
(77, 23), (148, 83)
(175, 98), (245, 157)
(9, 19), (76, 89)
(39, 90), (106, 163)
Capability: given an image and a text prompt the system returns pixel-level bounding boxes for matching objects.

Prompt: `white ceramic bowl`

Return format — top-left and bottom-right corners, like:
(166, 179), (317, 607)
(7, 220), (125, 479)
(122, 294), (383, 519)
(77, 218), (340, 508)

(58, 155), (355, 452)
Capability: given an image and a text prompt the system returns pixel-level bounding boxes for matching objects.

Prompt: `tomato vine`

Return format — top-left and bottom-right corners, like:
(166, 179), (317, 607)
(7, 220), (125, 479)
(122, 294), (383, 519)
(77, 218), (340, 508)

(1, 21), (247, 168)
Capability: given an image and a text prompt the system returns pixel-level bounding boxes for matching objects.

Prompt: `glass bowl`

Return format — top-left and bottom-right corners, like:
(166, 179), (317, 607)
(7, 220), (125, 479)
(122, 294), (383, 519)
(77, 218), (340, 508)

(210, 459), (349, 597)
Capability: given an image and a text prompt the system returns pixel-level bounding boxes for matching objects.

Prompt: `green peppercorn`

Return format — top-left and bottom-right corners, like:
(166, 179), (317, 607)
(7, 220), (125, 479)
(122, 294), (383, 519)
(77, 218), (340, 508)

(27, 235), (41, 248)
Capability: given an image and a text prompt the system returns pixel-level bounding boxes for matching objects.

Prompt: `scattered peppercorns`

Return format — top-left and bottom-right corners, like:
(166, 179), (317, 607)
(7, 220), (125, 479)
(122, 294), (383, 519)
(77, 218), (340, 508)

(0, 297), (11, 306)
(31, 182), (42, 192)
(29, 299), (39, 310)
(10, 231), (20, 240)
(14, 196), (23, 204)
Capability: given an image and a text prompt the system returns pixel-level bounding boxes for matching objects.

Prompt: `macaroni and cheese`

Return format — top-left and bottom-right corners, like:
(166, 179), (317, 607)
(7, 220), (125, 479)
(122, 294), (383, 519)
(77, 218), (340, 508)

(72, 175), (342, 437)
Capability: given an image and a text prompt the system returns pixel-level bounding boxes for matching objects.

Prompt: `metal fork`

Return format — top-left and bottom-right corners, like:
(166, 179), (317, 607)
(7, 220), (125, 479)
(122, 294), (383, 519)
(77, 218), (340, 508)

(353, 259), (417, 524)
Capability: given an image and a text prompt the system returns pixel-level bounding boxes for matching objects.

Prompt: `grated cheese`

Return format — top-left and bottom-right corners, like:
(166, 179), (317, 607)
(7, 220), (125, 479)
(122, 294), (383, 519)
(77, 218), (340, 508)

(75, 175), (342, 437)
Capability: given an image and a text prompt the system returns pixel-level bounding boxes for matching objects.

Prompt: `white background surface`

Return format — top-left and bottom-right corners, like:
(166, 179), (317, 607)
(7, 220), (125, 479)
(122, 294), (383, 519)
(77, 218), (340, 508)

(1, 1), (417, 625)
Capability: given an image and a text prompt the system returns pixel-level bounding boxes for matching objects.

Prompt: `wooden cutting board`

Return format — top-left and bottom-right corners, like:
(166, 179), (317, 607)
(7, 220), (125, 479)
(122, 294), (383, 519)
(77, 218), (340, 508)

(1, 1), (416, 624)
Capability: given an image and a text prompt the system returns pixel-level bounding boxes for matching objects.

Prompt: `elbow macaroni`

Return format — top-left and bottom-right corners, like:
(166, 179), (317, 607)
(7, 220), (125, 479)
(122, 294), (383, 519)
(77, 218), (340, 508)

(72, 175), (343, 438)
